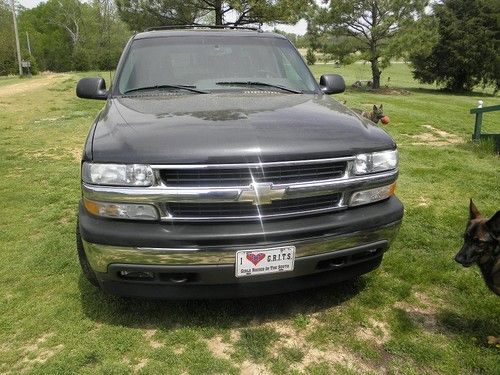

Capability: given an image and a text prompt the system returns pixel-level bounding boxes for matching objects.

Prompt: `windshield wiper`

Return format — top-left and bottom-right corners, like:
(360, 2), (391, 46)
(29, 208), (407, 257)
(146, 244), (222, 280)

(216, 81), (302, 94)
(124, 84), (209, 95)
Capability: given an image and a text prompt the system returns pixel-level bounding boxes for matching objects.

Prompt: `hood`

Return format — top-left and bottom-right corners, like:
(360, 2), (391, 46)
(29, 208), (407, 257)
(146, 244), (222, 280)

(91, 92), (396, 164)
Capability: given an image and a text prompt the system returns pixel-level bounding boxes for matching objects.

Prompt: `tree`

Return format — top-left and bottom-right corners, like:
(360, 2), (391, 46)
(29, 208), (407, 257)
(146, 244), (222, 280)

(206, 0), (312, 26)
(115, 0), (311, 30)
(84, 0), (131, 70)
(115, 0), (199, 30)
(0, 0), (16, 75)
(49, 0), (82, 49)
(411, 0), (499, 92)
(271, 29), (308, 48)
(17, 1), (75, 71)
(305, 48), (316, 65)
(311, 0), (428, 89)
(16, 0), (130, 72)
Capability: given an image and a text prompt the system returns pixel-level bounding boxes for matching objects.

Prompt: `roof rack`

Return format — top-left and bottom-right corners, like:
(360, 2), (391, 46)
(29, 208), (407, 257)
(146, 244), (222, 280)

(144, 24), (263, 33)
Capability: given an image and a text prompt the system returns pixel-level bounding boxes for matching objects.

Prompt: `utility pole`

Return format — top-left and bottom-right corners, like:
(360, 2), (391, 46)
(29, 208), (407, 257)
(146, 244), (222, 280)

(26, 31), (32, 56)
(10, 0), (23, 76)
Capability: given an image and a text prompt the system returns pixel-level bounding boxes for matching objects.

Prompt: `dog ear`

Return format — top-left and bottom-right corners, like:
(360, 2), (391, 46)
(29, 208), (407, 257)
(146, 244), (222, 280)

(380, 104), (383, 110)
(373, 105), (377, 111)
(486, 211), (500, 237)
(469, 199), (482, 219)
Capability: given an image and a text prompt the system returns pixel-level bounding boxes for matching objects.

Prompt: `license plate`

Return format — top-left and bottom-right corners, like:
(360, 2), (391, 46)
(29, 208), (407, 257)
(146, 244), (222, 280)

(235, 246), (295, 278)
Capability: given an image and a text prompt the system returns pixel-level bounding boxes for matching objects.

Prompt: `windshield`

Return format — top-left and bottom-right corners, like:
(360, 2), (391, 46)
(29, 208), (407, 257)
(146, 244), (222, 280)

(116, 35), (318, 95)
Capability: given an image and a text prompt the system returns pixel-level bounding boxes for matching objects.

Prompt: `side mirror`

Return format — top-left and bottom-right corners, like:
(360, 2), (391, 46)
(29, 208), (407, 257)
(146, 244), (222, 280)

(319, 74), (345, 94)
(76, 77), (108, 100)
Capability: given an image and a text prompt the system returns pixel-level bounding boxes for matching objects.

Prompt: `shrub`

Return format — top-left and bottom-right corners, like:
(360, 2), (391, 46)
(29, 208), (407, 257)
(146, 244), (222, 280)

(306, 48), (317, 65)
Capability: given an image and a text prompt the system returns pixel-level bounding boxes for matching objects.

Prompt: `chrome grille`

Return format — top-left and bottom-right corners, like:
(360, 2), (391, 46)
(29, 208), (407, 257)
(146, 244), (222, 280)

(160, 161), (347, 187)
(165, 193), (342, 220)
(82, 156), (399, 222)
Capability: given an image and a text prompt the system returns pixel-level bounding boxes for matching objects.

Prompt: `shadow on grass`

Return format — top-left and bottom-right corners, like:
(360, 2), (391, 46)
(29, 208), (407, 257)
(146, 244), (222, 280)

(347, 86), (497, 98)
(390, 291), (500, 346)
(436, 310), (500, 345)
(407, 87), (497, 98)
(78, 275), (367, 330)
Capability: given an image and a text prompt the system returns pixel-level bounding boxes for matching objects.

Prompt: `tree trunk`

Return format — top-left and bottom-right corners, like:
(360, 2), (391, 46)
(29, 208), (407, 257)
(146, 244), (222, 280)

(214, 0), (223, 25)
(370, 2), (380, 89)
(370, 59), (381, 89)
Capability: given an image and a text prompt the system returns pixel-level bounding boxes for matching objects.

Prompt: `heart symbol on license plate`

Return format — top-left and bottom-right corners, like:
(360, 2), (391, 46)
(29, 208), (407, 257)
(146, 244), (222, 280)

(246, 252), (266, 266)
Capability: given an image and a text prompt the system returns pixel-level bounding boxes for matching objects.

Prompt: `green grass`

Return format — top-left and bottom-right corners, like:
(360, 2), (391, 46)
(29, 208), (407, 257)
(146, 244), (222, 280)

(0, 75), (23, 87)
(0, 64), (499, 374)
(313, 62), (432, 89)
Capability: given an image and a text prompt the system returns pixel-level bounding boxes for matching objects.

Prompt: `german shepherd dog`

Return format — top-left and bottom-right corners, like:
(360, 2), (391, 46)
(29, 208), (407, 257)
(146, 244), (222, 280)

(454, 200), (500, 296)
(354, 105), (385, 124)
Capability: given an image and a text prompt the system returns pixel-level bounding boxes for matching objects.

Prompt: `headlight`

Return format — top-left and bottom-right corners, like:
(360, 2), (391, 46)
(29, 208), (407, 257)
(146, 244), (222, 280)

(354, 150), (398, 175)
(83, 198), (159, 221)
(349, 183), (396, 207)
(82, 162), (154, 186)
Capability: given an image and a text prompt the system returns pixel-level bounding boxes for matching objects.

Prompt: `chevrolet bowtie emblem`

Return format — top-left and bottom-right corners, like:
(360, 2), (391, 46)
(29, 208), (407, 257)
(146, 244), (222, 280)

(238, 182), (286, 205)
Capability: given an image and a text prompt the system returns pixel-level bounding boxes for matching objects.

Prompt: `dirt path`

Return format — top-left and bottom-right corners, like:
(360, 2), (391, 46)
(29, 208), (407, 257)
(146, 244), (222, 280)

(400, 124), (464, 146)
(0, 73), (69, 98)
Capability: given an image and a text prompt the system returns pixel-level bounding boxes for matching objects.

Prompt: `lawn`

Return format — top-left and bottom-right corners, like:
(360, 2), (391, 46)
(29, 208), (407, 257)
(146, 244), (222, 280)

(0, 75), (23, 88)
(0, 65), (498, 375)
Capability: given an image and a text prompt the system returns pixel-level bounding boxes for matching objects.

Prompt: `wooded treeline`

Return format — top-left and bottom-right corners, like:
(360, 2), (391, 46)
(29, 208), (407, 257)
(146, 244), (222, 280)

(1, 0), (498, 92)
(1, 0), (129, 73)
(0, 0), (311, 75)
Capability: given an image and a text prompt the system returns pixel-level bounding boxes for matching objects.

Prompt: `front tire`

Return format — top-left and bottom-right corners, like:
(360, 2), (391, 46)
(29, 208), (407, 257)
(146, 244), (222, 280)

(76, 220), (100, 287)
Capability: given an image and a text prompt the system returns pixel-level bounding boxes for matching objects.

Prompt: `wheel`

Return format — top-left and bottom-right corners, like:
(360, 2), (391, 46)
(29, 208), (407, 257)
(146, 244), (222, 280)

(76, 219), (100, 287)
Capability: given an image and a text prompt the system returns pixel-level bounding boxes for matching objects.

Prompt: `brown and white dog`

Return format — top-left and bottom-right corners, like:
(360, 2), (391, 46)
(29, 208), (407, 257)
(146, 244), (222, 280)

(454, 200), (500, 296)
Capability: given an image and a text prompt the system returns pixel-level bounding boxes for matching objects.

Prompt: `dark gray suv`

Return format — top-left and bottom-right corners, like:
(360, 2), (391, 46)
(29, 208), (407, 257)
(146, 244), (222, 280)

(76, 26), (403, 298)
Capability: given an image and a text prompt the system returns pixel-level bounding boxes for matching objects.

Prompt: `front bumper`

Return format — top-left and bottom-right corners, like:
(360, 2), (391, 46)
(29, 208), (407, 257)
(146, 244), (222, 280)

(79, 197), (403, 298)
(95, 251), (386, 298)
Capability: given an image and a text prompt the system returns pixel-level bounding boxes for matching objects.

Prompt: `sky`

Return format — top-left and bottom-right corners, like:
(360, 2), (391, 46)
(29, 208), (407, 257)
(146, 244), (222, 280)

(16, 0), (309, 35)
(18, 0), (39, 8)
